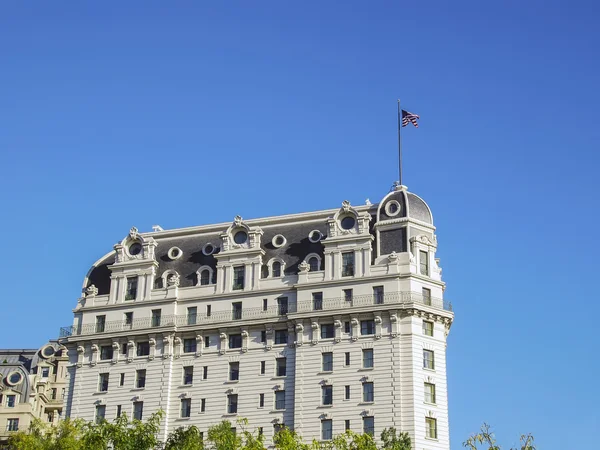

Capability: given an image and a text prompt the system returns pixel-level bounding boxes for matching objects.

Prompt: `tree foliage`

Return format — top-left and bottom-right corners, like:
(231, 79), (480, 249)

(463, 423), (536, 450)
(8, 413), (410, 450)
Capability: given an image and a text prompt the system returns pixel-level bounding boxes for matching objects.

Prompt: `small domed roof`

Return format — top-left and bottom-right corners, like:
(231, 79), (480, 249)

(377, 185), (434, 225)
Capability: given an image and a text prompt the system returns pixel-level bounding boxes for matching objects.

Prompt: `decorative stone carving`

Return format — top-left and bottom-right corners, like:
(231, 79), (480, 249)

(219, 332), (227, 355)
(298, 261), (310, 273)
(129, 226), (139, 240)
(388, 252), (398, 263)
(167, 273), (180, 287)
(233, 215), (243, 227)
(76, 345), (84, 368)
(341, 200), (351, 213)
(85, 285), (98, 297)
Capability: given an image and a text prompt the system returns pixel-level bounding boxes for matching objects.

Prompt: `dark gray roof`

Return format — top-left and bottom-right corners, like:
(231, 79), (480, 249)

(406, 192), (433, 224)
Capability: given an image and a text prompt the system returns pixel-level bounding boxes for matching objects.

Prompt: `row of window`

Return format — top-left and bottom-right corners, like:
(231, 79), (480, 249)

(320, 416), (437, 441)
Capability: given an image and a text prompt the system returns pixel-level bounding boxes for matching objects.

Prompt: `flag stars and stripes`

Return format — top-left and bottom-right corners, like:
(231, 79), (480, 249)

(401, 110), (420, 128)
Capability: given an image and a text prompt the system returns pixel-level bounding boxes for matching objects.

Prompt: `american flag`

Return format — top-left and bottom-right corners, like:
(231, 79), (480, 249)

(401, 110), (419, 128)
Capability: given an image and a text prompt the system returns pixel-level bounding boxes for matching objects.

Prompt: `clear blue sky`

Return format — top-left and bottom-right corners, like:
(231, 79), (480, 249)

(1, 1), (598, 448)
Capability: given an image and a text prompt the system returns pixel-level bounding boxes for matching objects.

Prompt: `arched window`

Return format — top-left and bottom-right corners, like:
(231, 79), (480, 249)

(308, 257), (320, 272)
(272, 261), (282, 277)
(200, 269), (210, 286)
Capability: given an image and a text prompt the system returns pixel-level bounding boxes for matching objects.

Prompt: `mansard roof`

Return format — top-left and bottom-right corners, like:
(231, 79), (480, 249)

(84, 186), (435, 294)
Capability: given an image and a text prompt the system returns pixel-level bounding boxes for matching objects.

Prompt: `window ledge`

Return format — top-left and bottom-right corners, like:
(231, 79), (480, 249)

(423, 368), (436, 373)
(317, 405), (333, 408)
(179, 384), (194, 388)
(425, 437), (439, 442)
(222, 413), (238, 417)
(358, 368), (374, 371)
(130, 388), (145, 392)
(318, 371), (333, 375)
(224, 380), (239, 384)
(93, 391), (108, 395)
(176, 417), (191, 421)
(358, 402), (375, 405)
(272, 409), (286, 413)
(424, 401), (437, 406)
(271, 376), (286, 380)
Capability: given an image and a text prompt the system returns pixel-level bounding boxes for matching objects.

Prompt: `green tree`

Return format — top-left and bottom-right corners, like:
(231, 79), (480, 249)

(164, 425), (204, 450)
(207, 420), (243, 450)
(463, 424), (536, 450)
(330, 430), (377, 450)
(380, 427), (411, 450)
(273, 426), (309, 450)
(7, 417), (87, 450)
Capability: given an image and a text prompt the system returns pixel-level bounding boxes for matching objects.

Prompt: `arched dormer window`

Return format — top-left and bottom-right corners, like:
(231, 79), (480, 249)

(305, 253), (322, 272)
(197, 266), (215, 286)
(272, 261), (282, 277)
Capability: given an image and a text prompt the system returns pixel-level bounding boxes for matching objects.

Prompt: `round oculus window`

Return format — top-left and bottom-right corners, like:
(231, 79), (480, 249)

(202, 243), (215, 256)
(129, 242), (142, 256)
(234, 230), (248, 245)
(41, 346), (55, 359)
(7, 371), (23, 386)
(272, 234), (286, 248)
(385, 200), (401, 217)
(167, 247), (182, 260)
(308, 230), (322, 243)
(340, 216), (356, 230)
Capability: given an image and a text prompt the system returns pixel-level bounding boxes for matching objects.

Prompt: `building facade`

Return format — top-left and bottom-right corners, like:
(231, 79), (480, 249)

(0, 342), (69, 444)
(59, 184), (453, 449)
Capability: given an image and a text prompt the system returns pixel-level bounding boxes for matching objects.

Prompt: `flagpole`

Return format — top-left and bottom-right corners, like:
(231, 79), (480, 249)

(397, 99), (403, 186)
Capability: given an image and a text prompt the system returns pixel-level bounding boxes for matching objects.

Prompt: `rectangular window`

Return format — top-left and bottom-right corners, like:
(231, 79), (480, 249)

(275, 330), (287, 345)
(95, 405), (106, 424)
(116, 405), (122, 418)
(41, 367), (50, 377)
(229, 362), (240, 381)
(233, 266), (245, 290)
(121, 343), (128, 355)
(203, 366), (208, 379)
(426, 417), (437, 439)
(133, 401), (143, 420)
(151, 309), (161, 327)
(345, 385), (350, 400)
(98, 373), (109, 392)
(276, 358), (287, 377)
(201, 398), (206, 412)
(322, 352), (333, 372)
(322, 385), (333, 405)
(321, 419), (333, 440)
(95, 315), (106, 333)
(342, 251), (355, 276)
(343, 288), (353, 302)
(344, 321), (351, 334)
(187, 307), (197, 325)
(6, 395), (16, 407)
(363, 416), (375, 436)
(345, 352), (350, 366)
(424, 382), (436, 404)
(126, 277), (138, 300)
(204, 336), (210, 348)
(259, 393), (265, 408)
(345, 419), (350, 431)
(206, 304), (212, 317)
(7, 418), (19, 432)
(137, 341), (150, 356)
(422, 287), (432, 305)
(363, 382), (374, 402)
(321, 323), (335, 339)
(50, 388), (57, 400)
(227, 394), (238, 414)
(183, 366), (194, 385)
(119, 373), (125, 386)
(181, 398), (191, 418)
(260, 361), (266, 375)
(135, 369), (146, 389)
(275, 390), (285, 410)
(100, 345), (113, 360)
(423, 321), (434, 336)
(277, 297), (288, 315)
(373, 286), (384, 304)
(312, 292), (323, 310)
(229, 334), (242, 349)
(260, 330), (266, 343)
(183, 338), (196, 354)
(420, 250), (429, 276)
(124, 312), (133, 326)
(263, 298), (268, 311)
(423, 350), (435, 370)
(362, 348), (374, 368)
(360, 320), (375, 335)
(232, 302), (243, 320)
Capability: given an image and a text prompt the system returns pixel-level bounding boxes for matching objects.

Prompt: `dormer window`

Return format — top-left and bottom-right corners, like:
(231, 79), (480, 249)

(272, 261), (282, 277)
(233, 266), (245, 290)
(340, 216), (356, 230)
(128, 242), (142, 256)
(126, 277), (138, 300)
(308, 257), (320, 272)
(200, 269), (210, 286)
(419, 250), (429, 276)
(234, 231), (248, 245)
(309, 230), (323, 243)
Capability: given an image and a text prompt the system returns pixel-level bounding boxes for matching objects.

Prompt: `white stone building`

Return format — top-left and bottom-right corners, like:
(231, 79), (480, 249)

(59, 184), (454, 449)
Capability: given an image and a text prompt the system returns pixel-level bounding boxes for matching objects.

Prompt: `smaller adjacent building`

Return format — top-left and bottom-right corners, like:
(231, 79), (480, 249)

(0, 342), (69, 444)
